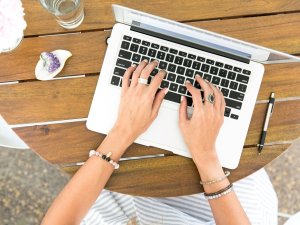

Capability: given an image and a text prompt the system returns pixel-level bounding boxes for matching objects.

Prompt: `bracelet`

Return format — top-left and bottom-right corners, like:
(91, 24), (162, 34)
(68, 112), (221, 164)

(89, 150), (120, 169)
(204, 183), (233, 200)
(199, 170), (230, 185)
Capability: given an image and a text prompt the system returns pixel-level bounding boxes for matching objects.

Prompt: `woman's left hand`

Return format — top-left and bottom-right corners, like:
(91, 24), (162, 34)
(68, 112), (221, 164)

(111, 59), (168, 146)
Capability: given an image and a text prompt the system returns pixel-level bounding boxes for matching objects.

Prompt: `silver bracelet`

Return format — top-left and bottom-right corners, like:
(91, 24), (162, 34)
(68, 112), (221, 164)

(200, 171), (230, 185)
(89, 150), (120, 169)
(204, 186), (234, 200)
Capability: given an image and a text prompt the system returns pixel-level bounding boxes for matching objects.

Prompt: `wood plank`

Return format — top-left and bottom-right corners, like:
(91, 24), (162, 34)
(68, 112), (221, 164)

(2, 12), (300, 82)
(13, 100), (300, 164)
(62, 144), (289, 197)
(23, 0), (300, 36)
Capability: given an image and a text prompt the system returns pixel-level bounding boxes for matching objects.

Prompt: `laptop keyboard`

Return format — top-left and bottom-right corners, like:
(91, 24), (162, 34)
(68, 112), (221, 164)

(110, 35), (252, 120)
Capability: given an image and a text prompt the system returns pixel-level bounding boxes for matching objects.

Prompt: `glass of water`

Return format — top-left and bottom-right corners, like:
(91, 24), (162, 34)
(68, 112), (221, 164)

(39, 0), (84, 29)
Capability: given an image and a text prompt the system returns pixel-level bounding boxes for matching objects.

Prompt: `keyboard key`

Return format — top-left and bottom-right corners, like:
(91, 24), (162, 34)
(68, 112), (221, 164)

(174, 56), (184, 65)
(113, 67), (126, 77)
(170, 48), (178, 54)
(224, 107), (231, 117)
(170, 83), (178, 92)
(238, 83), (247, 92)
(165, 91), (181, 103)
(119, 78), (123, 87)
(221, 88), (229, 97)
(121, 41), (130, 50)
(220, 79), (229, 88)
(151, 68), (159, 76)
(159, 61), (168, 70)
(148, 49), (157, 57)
(192, 61), (201, 70)
(210, 66), (219, 75)
(227, 71), (236, 80)
(118, 50), (132, 60)
(185, 69), (194, 77)
(188, 54), (196, 59)
(147, 76), (152, 84)
(218, 69), (227, 78)
(151, 43), (159, 49)
(176, 75), (185, 84)
(212, 76), (221, 85)
(236, 74), (249, 84)
(233, 67), (242, 72)
(206, 59), (214, 65)
(179, 51), (187, 57)
(183, 59), (192, 67)
(167, 73), (176, 82)
(176, 66), (185, 75)
(230, 90), (245, 101)
(123, 35), (132, 41)
(141, 56), (150, 62)
(194, 81), (200, 89)
(157, 51), (166, 60)
(201, 64), (210, 72)
(230, 114), (239, 119)
(178, 85), (187, 94)
(224, 64), (233, 70)
(203, 74), (212, 82)
(167, 63), (176, 72)
(225, 98), (242, 110)
(229, 81), (238, 90)
(116, 58), (131, 68)
(132, 53), (141, 62)
(186, 97), (193, 106)
(130, 43), (139, 52)
(197, 56), (205, 62)
(160, 46), (169, 52)
(142, 40), (150, 46)
(111, 76), (120, 86)
(166, 54), (175, 62)
(215, 62), (224, 67)
(133, 38), (141, 44)
(242, 69), (251, 75)
(160, 80), (169, 89)
(139, 46), (148, 55)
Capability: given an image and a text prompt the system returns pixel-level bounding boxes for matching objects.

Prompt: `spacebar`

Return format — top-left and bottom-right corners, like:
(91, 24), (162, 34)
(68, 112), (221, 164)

(164, 91), (181, 103)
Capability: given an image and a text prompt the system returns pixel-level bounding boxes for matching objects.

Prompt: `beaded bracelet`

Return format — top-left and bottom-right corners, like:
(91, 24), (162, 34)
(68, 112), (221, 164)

(89, 150), (120, 169)
(200, 171), (230, 185)
(204, 183), (233, 200)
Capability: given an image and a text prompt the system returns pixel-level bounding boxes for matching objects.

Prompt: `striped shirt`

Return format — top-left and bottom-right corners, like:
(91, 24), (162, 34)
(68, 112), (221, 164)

(81, 169), (278, 225)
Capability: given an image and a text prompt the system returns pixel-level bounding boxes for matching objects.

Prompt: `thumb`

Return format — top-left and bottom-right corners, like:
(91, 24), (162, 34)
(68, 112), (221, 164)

(179, 96), (188, 125)
(151, 88), (168, 119)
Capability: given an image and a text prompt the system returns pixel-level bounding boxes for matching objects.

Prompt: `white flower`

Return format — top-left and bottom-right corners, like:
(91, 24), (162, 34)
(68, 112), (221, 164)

(0, 0), (27, 52)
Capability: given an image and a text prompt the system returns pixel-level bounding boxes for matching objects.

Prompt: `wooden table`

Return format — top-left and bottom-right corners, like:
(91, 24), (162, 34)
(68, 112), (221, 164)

(1, 0), (299, 197)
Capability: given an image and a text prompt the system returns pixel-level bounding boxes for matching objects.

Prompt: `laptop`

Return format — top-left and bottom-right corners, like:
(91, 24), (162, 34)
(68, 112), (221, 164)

(87, 4), (300, 169)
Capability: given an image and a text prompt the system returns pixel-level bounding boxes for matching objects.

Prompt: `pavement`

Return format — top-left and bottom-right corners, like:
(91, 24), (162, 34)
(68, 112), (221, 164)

(0, 139), (299, 225)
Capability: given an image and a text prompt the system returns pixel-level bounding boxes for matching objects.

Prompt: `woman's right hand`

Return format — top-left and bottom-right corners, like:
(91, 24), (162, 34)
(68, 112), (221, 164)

(179, 74), (225, 170)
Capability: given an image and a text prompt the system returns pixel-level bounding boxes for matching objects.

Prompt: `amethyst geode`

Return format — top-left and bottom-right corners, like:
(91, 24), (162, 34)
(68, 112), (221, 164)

(40, 52), (61, 73)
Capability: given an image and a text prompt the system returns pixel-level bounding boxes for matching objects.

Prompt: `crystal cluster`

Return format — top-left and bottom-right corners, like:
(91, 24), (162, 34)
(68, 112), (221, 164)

(40, 52), (61, 73)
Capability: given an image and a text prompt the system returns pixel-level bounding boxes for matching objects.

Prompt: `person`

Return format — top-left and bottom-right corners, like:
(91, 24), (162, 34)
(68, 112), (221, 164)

(41, 60), (278, 225)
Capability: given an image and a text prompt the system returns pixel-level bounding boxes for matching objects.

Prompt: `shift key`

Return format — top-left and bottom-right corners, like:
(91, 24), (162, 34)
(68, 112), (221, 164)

(225, 98), (242, 110)
(116, 58), (131, 68)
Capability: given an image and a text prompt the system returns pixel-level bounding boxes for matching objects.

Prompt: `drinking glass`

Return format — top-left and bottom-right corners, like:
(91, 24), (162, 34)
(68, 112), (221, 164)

(39, 0), (84, 29)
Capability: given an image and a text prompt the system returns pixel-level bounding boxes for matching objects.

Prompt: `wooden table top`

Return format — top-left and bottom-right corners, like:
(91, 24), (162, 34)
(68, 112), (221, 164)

(0, 0), (299, 197)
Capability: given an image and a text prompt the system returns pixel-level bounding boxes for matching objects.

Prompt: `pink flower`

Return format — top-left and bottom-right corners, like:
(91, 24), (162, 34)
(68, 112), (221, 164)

(0, 0), (27, 52)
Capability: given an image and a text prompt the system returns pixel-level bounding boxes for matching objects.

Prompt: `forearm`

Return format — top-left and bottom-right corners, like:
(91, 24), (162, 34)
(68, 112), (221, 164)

(194, 154), (251, 225)
(42, 129), (131, 225)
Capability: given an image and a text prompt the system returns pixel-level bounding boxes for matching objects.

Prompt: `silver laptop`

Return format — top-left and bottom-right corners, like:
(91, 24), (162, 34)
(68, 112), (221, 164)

(87, 4), (300, 169)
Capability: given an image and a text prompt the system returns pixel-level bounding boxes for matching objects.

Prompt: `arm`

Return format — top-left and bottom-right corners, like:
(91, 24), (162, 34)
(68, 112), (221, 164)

(41, 60), (167, 225)
(179, 75), (251, 225)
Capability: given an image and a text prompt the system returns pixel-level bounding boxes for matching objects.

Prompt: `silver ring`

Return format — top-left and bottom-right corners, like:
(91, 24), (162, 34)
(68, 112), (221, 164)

(207, 93), (215, 104)
(138, 77), (148, 85)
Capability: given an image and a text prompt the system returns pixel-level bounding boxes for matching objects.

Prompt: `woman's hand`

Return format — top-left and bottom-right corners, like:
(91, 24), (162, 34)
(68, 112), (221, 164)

(111, 59), (168, 147)
(179, 74), (225, 168)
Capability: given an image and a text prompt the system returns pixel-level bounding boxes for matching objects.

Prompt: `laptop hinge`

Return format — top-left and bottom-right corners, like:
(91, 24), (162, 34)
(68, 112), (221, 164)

(130, 26), (250, 64)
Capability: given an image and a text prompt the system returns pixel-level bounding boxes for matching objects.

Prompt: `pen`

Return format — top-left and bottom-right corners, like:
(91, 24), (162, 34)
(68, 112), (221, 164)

(258, 92), (275, 154)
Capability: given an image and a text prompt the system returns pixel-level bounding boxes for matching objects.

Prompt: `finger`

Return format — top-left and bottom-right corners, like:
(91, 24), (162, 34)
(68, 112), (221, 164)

(131, 59), (148, 87)
(195, 74), (214, 106)
(148, 70), (167, 95)
(122, 64), (137, 92)
(208, 83), (221, 110)
(151, 88), (168, 120)
(185, 80), (202, 108)
(179, 96), (188, 124)
(140, 60), (159, 79)
(219, 89), (226, 116)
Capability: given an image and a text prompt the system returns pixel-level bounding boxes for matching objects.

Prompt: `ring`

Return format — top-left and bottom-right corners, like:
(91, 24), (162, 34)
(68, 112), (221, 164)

(207, 93), (215, 104)
(138, 78), (148, 85)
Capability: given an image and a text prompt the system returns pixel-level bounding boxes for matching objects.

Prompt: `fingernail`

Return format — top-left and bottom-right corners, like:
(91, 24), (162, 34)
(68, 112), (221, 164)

(131, 64), (136, 67)
(180, 96), (184, 102)
(143, 59), (148, 63)
(161, 70), (167, 75)
(204, 79), (209, 83)
(195, 74), (200, 78)
(154, 59), (159, 63)
(164, 88), (169, 94)
(186, 80), (191, 84)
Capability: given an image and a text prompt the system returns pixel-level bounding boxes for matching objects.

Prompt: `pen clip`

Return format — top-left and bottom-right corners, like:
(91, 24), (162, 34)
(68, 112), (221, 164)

(271, 101), (275, 114)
